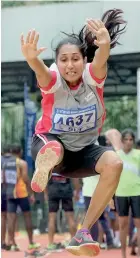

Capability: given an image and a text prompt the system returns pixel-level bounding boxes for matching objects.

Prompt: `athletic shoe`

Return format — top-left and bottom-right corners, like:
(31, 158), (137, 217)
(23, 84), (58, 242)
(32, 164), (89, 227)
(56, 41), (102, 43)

(56, 242), (65, 249)
(7, 244), (20, 251)
(28, 242), (40, 250)
(31, 141), (63, 192)
(107, 244), (117, 250)
(1, 243), (8, 250)
(131, 249), (137, 256)
(66, 229), (100, 256)
(24, 249), (44, 257)
(46, 243), (63, 252)
(100, 243), (107, 249)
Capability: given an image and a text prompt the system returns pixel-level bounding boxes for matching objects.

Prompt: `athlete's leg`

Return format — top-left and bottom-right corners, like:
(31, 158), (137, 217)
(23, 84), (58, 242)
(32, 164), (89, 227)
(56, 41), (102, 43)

(31, 134), (64, 192)
(19, 197), (39, 248)
(60, 145), (123, 231)
(7, 199), (17, 247)
(66, 144), (123, 256)
(81, 150), (122, 232)
(1, 199), (7, 248)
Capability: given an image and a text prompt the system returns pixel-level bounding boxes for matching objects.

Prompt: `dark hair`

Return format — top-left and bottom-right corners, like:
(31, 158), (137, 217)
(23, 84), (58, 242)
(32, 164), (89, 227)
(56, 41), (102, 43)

(98, 135), (107, 146)
(136, 139), (140, 148)
(11, 144), (22, 155)
(55, 9), (127, 62)
(2, 144), (12, 154)
(121, 129), (135, 141)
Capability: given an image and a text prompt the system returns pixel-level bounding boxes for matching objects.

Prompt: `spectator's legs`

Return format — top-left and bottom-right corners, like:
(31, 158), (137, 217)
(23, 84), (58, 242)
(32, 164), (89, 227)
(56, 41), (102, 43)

(111, 212), (120, 246)
(48, 212), (57, 245)
(119, 216), (129, 258)
(131, 231), (137, 256)
(23, 211), (34, 244)
(98, 221), (104, 244)
(129, 212), (135, 246)
(65, 212), (77, 237)
(99, 212), (114, 247)
(7, 212), (17, 246)
(84, 196), (99, 241)
(19, 197), (35, 245)
(90, 221), (99, 242)
(134, 218), (140, 257)
(1, 211), (7, 246)
(7, 199), (17, 247)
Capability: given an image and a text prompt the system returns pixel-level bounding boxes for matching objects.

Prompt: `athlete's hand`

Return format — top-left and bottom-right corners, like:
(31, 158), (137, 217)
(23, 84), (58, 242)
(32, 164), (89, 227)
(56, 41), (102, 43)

(86, 19), (111, 47)
(20, 29), (46, 60)
(108, 198), (115, 210)
(73, 190), (80, 202)
(30, 194), (35, 204)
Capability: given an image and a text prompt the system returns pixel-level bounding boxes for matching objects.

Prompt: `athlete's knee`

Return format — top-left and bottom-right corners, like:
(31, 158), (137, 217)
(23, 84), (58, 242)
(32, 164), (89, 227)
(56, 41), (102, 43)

(111, 155), (123, 175)
(96, 151), (123, 177)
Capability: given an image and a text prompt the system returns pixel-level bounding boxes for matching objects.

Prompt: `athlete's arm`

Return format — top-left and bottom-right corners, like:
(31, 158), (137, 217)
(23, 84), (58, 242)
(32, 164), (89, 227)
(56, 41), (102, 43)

(105, 129), (123, 151)
(20, 159), (33, 195)
(21, 29), (52, 88)
(86, 19), (110, 80)
(72, 178), (81, 201)
(44, 188), (48, 202)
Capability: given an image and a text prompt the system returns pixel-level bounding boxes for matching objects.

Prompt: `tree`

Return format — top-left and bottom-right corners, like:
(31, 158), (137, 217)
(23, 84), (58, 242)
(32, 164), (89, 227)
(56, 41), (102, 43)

(103, 96), (137, 133)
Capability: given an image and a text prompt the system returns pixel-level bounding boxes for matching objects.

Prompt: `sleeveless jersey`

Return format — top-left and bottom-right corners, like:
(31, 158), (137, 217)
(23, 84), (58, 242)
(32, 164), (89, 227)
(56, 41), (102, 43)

(3, 155), (28, 198)
(3, 154), (17, 198)
(1, 155), (6, 199)
(35, 63), (106, 151)
(116, 149), (140, 197)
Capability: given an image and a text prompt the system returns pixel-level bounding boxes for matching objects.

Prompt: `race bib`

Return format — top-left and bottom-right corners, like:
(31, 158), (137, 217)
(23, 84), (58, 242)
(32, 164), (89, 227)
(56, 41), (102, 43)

(5, 169), (17, 184)
(52, 105), (97, 133)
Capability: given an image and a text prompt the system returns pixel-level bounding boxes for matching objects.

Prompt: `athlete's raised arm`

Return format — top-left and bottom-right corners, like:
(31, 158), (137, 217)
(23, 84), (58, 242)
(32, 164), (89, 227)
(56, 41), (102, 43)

(21, 29), (52, 88)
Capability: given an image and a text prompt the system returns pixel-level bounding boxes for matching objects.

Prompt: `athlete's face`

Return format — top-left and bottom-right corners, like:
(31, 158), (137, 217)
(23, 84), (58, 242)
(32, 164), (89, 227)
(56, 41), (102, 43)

(56, 44), (85, 86)
(122, 133), (134, 152)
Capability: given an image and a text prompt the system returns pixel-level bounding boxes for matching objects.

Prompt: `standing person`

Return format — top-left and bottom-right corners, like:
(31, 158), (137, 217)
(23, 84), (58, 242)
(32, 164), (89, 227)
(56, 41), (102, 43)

(106, 129), (140, 258)
(4, 145), (40, 251)
(1, 146), (11, 250)
(21, 9), (126, 256)
(46, 172), (78, 251)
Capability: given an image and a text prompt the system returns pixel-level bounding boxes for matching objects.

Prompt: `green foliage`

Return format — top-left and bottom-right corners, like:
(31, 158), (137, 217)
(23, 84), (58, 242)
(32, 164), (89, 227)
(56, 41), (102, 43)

(103, 96), (137, 133)
(1, 1), (26, 8)
(1, 0), (75, 8)
(1, 103), (24, 146)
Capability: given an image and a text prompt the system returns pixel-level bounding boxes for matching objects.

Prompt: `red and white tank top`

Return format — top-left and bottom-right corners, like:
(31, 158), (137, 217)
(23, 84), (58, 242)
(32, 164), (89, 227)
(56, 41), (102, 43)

(35, 63), (106, 151)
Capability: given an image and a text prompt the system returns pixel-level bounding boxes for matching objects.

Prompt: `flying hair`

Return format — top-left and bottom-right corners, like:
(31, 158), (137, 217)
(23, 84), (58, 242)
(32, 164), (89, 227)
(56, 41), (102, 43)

(55, 9), (127, 62)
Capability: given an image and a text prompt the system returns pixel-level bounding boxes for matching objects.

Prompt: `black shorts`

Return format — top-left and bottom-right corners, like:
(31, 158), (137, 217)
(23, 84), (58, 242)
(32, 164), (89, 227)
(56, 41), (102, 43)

(1, 199), (7, 212)
(48, 197), (74, 213)
(7, 197), (30, 213)
(31, 133), (109, 178)
(115, 196), (140, 218)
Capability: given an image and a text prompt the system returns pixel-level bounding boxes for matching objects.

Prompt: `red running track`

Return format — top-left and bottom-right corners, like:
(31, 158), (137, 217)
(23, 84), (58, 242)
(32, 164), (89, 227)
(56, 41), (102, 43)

(1, 233), (134, 258)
